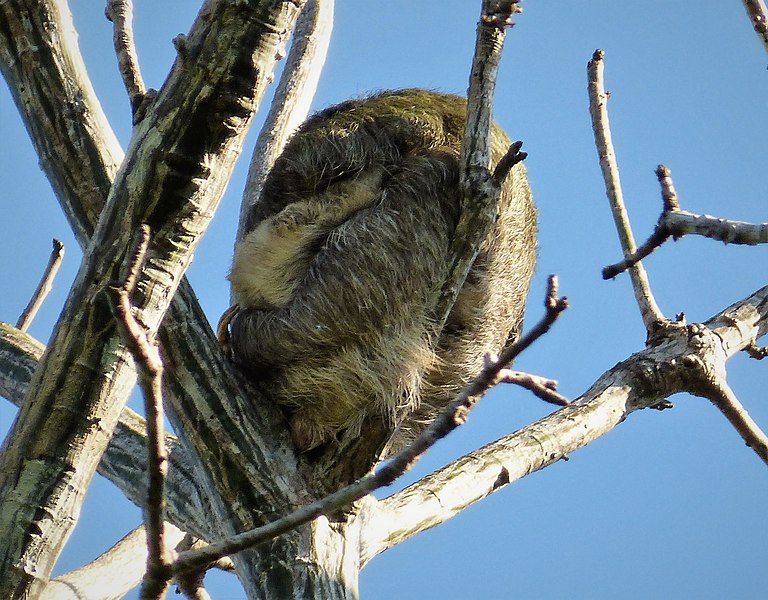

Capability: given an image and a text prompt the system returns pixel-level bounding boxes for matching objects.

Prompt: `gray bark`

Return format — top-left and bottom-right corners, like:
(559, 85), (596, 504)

(0, 1), (765, 599)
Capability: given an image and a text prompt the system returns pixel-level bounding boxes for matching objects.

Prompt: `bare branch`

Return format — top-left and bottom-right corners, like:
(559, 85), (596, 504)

(107, 226), (174, 598)
(742, 0), (768, 53)
(587, 49), (666, 332)
(16, 239), (64, 332)
(105, 0), (147, 120)
(662, 211), (768, 243)
(40, 525), (186, 600)
(745, 342), (768, 359)
(237, 0), (334, 242)
(434, 0), (523, 330)
(496, 369), (569, 406)
(361, 284), (768, 560)
(0, 324), (213, 539)
(491, 139), (527, 184)
(172, 277), (567, 575)
(683, 354), (768, 465)
(0, 2), (306, 593)
(604, 165), (768, 278)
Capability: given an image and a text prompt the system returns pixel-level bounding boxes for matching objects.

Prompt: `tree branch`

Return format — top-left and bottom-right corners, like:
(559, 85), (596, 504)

(16, 239), (64, 332)
(0, 0), (123, 248)
(742, 0), (768, 53)
(587, 48), (666, 332)
(0, 323), (212, 539)
(107, 226), (174, 599)
(0, 2), (306, 595)
(39, 525), (186, 600)
(683, 354), (768, 465)
(105, 0), (147, 119)
(434, 0), (523, 330)
(360, 284), (768, 561)
(603, 165), (768, 279)
(237, 0), (334, 242)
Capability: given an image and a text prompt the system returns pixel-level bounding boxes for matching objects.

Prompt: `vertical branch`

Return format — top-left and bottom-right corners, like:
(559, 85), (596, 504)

(237, 0), (334, 242)
(16, 239), (64, 332)
(587, 49), (666, 333)
(105, 0), (147, 119)
(107, 226), (173, 599)
(434, 0), (523, 329)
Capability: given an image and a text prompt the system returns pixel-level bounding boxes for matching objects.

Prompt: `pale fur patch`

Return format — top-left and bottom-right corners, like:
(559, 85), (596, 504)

(229, 169), (384, 309)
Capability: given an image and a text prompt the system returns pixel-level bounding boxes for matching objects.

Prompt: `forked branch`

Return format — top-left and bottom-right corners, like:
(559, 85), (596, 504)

(361, 284), (768, 562)
(587, 48), (666, 333)
(172, 277), (568, 575)
(604, 165), (768, 279)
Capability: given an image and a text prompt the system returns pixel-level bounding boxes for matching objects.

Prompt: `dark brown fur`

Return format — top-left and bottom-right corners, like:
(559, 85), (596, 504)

(227, 89), (537, 451)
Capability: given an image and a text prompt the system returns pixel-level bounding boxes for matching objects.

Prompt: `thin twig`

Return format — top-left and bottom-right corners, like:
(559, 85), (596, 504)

(172, 535), (234, 599)
(492, 140), (527, 184)
(16, 239), (64, 332)
(745, 342), (768, 359)
(742, 0), (768, 53)
(495, 368), (569, 406)
(434, 0), (523, 331)
(587, 49), (666, 333)
(175, 570), (212, 600)
(105, 0), (147, 120)
(686, 355), (768, 465)
(173, 277), (567, 575)
(107, 225), (173, 599)
(604, 165), (768, 278)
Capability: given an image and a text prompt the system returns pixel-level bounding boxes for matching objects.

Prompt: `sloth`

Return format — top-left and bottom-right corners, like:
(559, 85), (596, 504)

(221, 89), (537, 452)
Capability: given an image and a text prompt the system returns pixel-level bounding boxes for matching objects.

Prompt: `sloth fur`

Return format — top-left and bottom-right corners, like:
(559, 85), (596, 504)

(227, 89), (537, 451)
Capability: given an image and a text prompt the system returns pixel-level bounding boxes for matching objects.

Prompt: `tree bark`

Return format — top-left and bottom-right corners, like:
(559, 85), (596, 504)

(0, 1), (307, 596)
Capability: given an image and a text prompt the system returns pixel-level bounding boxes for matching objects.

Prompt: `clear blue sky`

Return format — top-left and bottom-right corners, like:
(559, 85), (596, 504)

(1, 2), (767, 598)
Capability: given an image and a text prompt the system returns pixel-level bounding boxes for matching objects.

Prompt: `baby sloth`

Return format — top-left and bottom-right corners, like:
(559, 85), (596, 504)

(225, 89), (536, 452)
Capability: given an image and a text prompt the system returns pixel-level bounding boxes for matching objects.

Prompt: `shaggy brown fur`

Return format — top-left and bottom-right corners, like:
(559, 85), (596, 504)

(226, 89), (537, 451)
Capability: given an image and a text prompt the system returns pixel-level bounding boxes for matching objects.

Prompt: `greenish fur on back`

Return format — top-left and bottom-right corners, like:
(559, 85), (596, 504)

(228, 89), (537, 451)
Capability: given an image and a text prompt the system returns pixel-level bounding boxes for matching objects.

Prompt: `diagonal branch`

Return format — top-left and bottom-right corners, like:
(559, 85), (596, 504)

(0, 323), (212, 539)
(603, 166), (768, 279)
(105, 0), (147, 119)
(107, 226), (174, 598)
(16, 239), (65, 332)
(587, 48), (666, 333)
(360, 284), (768, 562)
(0, 0), (123, 247)
(742, 0), (768, 53)
(237, 0), (335, 242)
(683, 355), (768, 464)
(0, 1), (306, 595)
(40, 525), (186, 600)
